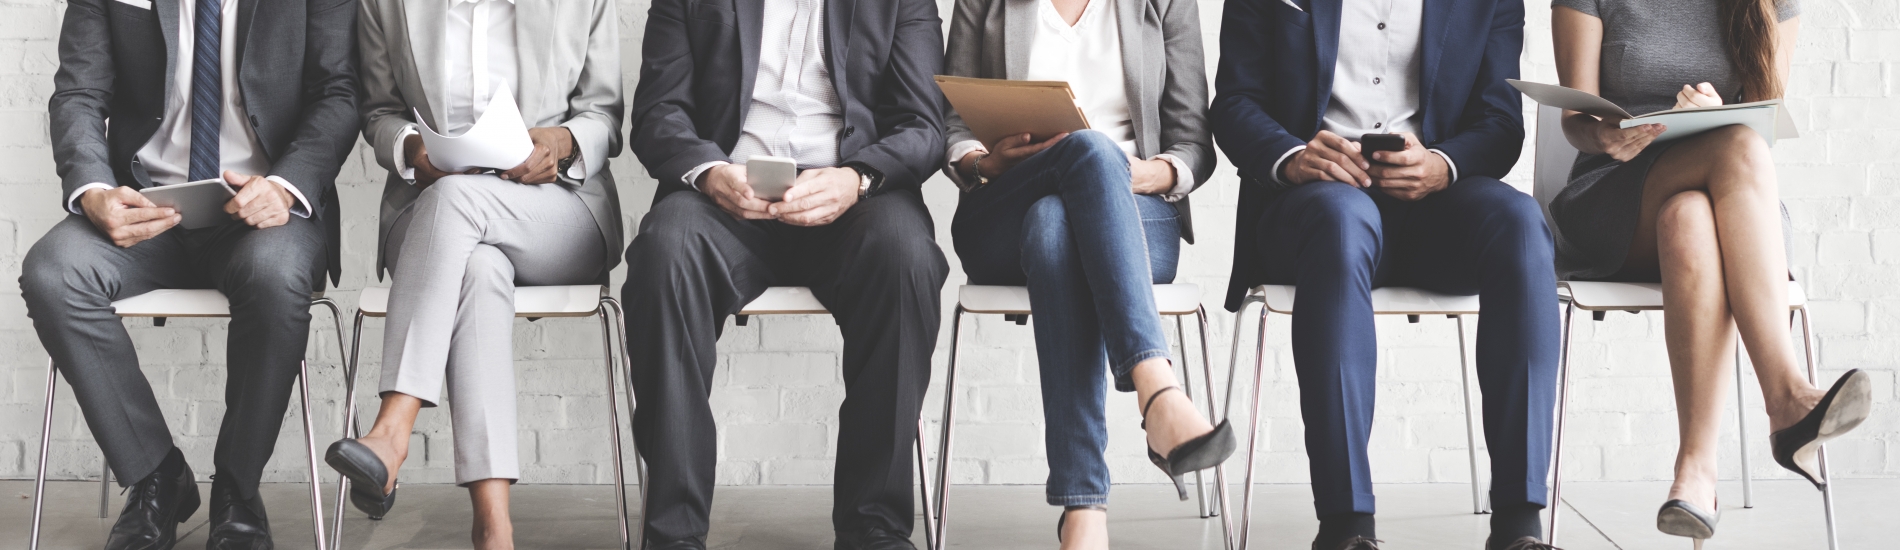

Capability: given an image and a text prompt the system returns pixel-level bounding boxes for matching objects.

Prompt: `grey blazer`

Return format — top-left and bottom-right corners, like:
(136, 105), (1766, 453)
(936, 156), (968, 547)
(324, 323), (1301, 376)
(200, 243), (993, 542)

(943, 0), (1214, 242)
(357, 0), (625, 278)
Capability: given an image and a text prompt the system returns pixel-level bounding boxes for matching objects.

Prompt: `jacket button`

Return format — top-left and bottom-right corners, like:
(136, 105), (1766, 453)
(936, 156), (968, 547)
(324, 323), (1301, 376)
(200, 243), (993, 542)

(842, 126), (855, 138)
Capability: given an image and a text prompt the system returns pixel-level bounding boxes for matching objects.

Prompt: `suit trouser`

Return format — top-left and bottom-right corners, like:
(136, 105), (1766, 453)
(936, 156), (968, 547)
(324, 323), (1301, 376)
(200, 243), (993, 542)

(1252, 178), (1558, 517)
(623, 190), (948, 542)
(380, 175), (606, 485)
(20, 214), (324, 501)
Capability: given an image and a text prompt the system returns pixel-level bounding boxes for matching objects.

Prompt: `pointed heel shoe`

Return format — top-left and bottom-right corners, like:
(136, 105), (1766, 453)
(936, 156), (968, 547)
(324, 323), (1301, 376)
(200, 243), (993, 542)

(1140, 386), (1237, 501)
(324, 438), (400, 519)
(1770, 369), (1873, 488)
(1656, 498), (1718, 547)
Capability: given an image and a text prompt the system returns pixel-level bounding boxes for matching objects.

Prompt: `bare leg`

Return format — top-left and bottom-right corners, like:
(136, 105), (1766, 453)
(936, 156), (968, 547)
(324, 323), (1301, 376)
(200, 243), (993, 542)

(1059, 507), (1109, 550)
(355, 393), (423, 493)
(1654, 191), (1737, 512)
(469, 479), (514, 550)
(1130, 358), (1215, 456)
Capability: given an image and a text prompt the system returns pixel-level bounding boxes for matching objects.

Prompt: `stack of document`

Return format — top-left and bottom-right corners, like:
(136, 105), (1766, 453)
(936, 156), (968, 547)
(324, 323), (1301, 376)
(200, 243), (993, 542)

(1509, 79), (1798, 145)
(415, 87), (535, 172)
(936, 75), (1092, 149)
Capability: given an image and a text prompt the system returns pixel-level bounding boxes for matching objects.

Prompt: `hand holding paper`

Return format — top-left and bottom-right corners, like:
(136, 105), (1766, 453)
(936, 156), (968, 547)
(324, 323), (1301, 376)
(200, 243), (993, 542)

(415, 87), (535, 173)
(1509, 79), (1797, 146)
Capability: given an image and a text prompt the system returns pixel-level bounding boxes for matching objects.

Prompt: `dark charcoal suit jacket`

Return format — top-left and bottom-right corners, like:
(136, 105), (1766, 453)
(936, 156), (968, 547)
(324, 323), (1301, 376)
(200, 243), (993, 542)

(629, 0), (948, 204)
(49, 0), (360, 284)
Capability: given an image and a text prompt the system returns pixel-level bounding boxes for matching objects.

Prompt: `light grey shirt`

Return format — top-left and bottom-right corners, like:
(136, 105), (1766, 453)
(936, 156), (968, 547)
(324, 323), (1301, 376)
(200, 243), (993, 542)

(1269, 0), (1459, 183)
(684, 0), (845, 189)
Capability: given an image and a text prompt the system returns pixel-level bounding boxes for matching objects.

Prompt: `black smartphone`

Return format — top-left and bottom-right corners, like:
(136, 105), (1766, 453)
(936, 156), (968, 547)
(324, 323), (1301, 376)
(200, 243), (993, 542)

(1360, 133), (1407, 154)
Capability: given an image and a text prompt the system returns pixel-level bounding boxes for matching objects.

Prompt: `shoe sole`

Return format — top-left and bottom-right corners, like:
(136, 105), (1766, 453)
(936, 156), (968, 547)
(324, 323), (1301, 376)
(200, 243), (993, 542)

(1656, 506), (1715, 540)
(1792, 370), (1874, 483)
(323, 442), (397, 519)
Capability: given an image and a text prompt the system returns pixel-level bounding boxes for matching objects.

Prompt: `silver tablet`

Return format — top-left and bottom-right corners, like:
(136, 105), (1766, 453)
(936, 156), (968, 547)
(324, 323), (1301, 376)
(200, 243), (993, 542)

(140, 178), (237, 230)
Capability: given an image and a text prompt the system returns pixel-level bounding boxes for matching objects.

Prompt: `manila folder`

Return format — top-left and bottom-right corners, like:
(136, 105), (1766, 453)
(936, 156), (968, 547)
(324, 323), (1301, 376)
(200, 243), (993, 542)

(936, 76), (1090, 149)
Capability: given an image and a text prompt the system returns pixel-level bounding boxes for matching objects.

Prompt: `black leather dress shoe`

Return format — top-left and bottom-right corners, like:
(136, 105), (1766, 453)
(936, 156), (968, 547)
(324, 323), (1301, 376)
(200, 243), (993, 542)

(1313, 536), (1381, 550)
(1489, 536), (1563, 550)
(646, 536), (708, 550)
(834, 527), (917, 550)
(205, 475), (273, 550)
(106, 456), (200, 550)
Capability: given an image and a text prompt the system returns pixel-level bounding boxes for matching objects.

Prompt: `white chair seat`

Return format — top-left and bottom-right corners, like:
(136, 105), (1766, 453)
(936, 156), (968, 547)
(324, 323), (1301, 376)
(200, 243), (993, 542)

(957, 284), (1204, 315)
(738, 286), (829, 315)
(112, 289), (232, 318)
(356, 285), (605, 318)
(1562, 280), (1808, 311)
(1254, 284), (1482, 315)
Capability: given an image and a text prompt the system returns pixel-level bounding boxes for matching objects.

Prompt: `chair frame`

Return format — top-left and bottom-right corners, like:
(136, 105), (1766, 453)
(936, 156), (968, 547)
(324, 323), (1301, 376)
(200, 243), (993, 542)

(329, 287), (640, 550)
(927, 284), (1229, 550)
(28, 294), (347, 550)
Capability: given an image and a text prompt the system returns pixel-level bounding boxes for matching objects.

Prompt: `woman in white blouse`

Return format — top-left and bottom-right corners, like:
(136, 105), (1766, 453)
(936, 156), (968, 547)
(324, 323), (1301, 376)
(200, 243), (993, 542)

(942, 0), (1225, 546)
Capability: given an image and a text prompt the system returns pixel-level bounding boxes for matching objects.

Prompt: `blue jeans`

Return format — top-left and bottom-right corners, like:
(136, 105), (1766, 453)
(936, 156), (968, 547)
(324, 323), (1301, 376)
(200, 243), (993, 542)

(952, 130), (1181, 506)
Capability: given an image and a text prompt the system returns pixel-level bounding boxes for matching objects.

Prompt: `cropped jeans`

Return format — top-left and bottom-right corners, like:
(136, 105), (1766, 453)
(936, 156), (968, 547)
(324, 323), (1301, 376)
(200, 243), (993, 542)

(951, 130), (1181, 506)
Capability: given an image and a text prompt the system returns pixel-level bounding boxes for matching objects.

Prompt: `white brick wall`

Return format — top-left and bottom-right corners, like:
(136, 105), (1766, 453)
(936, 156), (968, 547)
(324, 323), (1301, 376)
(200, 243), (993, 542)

(2, 0), (1896, 488)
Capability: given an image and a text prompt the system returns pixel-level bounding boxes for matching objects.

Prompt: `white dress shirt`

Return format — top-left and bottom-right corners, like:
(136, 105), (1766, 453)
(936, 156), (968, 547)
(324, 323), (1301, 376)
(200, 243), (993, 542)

(944, 0), (1194, 201)
(389, 0), (588, 182)
(66, 0), (311, 216)
(683, 0), (845, 189)
(1269, 0), (1459, 184)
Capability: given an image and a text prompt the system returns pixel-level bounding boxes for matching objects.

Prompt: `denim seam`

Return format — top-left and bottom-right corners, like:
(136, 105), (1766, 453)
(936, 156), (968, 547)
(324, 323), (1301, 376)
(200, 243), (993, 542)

(1048, 493), (1111, 506)
(1112, 348), (1172, 377)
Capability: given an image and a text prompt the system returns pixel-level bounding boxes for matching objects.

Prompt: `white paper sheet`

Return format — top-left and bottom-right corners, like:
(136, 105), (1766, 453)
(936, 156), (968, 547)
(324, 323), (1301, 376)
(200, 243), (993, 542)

(415, 87), (534, 173)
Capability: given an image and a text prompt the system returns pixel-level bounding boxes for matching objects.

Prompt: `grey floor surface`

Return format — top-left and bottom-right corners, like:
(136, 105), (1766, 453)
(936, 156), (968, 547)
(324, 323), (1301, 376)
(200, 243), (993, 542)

(7, 479), (1892, 549)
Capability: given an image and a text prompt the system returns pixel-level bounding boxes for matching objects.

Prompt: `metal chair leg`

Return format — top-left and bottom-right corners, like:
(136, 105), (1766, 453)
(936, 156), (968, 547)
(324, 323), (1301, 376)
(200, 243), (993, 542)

(599, 299), (633, 549)
(1548, 301), (1577, 544)
(1455, 315), (1489, 514)
(931, 307), (966, 550)
(604, 298), (650, 550)
(915, 417), (936, 550)
(1176, 314), (1211, 519)
(1796, 306), (1841, 550)
(1234, 297), (1271, 550)
(100, 458), (110, 518)
(1218, 297), (1259, 550)
(30, 358), (57, 550)
(298, 361), (330, 550)
(331, 310), (368, 546)
(1735, 340), (1754, 509)
(1193, 308), (1223, 520)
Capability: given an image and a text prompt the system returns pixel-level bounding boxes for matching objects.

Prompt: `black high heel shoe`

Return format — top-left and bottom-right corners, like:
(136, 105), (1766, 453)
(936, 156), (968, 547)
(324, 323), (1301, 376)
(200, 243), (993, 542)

(1140, 386), (1237, 501)
(324, 439), (401, 519)
(1656, 498), (1718, 549)
(1056, 505), (1107, 543)
(1770, 369), (1873, 488)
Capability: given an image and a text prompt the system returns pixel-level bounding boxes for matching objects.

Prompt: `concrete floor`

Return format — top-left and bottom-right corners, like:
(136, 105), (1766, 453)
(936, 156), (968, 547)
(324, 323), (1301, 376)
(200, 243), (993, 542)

(7, 479), (1893, 549)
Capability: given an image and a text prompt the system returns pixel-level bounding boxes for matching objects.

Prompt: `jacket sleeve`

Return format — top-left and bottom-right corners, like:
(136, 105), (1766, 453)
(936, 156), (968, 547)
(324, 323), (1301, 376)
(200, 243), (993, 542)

(1208, 0), (1306, 190)
(1427, 0), (1525, 181)
(48, 0), (119, 205)
(556, 0), (625, 183)
(357, 0), (413, 175)
(838, 0), (947, 192)
(627, 0), (731, 187)
(267, 0), (360, 210)
(1156, 0), (1215, 189)
(940, 0), (986, 154)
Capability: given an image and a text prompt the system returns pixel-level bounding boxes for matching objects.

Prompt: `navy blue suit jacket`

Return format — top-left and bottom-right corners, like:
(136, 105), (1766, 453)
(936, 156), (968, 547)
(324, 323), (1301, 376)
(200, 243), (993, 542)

(1211, 0), (1525, 311)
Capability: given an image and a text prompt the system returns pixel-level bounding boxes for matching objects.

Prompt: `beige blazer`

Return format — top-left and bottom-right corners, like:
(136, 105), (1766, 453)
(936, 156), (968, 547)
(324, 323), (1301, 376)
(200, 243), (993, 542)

(356, 0), (625, 278)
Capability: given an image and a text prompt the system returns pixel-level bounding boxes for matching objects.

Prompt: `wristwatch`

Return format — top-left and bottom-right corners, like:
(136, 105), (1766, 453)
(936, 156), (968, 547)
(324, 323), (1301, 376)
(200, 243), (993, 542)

(556, 133), (581, 176)
(970, 153), (992, 187)
(845, 162), (884, 198)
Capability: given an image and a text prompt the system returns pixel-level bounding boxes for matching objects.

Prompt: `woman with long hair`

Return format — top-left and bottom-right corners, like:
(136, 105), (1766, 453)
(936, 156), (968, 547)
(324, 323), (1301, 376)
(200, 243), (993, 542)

(1550, 0), (1871, 545)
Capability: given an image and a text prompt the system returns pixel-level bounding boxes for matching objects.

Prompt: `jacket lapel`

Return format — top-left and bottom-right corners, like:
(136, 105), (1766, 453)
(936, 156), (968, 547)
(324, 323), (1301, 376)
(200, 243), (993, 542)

(1419, 0), (1455, 138)
(737, 0), (762, 127)
(1312, 0), (1340, 126)
(402, 0), (449, 130)
(1114, 0), (1150, 156)
(1003, 0), (1034, 80)
(156, 0), (180, 109)
(514, 0), (553, 119)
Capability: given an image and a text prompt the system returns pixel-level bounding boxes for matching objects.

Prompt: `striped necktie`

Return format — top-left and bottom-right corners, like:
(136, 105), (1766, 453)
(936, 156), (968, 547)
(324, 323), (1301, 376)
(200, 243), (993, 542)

(188, 0), (222, 182)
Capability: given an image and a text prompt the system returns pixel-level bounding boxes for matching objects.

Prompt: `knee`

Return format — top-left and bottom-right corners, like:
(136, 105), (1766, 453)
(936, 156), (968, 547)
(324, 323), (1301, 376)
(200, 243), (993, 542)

(461, 246), (515, 292)
(853, 214), (949, 286)
(20, 239), (108, 306)
(1290, 182), (1381, 248)
(1049, 130), (1128, 166)
(625, 194), (726, 284)
(226, 249), (318, 304)
(1019, 197), (1078, 278)
(1657, 191), (1718, 242)
(413, 175), (495, 215)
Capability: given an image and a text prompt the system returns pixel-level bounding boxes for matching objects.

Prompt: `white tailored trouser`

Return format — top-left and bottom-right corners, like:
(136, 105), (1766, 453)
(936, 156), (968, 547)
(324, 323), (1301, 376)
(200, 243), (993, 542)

(381, 174), (605, 484)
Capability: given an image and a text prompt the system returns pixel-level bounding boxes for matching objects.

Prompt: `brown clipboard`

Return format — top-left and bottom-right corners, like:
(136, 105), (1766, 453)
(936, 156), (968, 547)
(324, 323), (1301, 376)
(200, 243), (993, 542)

(936, 75), (1091, 149)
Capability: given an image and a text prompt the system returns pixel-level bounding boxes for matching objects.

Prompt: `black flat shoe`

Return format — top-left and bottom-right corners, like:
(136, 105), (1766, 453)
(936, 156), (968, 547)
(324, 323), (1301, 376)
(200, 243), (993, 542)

(1770, 369), (1873, 488)
(1056, 504), (1106, 542)
(324, 439), (399, 519)
(1657, 498), (1718, 548)
(1140, 386), (1236, 500)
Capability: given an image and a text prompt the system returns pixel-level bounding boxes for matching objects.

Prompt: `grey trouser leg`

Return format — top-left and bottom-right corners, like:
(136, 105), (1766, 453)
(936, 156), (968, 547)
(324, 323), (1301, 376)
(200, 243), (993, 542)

(21, 214), (324, 499)
(381, 174), (606, 484)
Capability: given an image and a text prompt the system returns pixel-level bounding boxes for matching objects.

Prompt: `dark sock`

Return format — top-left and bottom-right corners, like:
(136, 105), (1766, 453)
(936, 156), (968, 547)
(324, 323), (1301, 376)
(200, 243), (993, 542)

(154, 446), (186, 478)
(1316, 512), (1375, 548)
(1488, 502), (1545, 549)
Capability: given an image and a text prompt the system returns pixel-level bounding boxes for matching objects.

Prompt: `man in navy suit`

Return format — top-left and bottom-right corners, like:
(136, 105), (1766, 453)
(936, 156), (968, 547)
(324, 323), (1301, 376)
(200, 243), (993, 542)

(1211, 0), (1558, 549)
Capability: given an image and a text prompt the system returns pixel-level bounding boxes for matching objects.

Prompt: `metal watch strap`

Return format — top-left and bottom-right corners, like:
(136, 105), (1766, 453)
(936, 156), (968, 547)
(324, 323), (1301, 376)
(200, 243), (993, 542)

(972, 153), (991, 186)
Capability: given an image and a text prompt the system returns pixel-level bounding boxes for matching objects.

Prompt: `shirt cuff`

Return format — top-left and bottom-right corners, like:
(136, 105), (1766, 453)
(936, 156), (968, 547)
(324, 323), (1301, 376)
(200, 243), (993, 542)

(265, 176), (314, 218)
(1428, 149), (1459, 183)
(1270, 145), (1306, 185)
(1152, 153), (1195, 203)
(66, 182), (115, 215)
(683, 160), (729, 192)
(565, 151), (588, 180)
(943, 139), (987, 190)
(392, 125), (419, 183)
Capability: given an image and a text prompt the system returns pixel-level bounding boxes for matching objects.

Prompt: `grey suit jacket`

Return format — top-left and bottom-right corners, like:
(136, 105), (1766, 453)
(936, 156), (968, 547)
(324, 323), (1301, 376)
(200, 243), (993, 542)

(942, 0), (1214, 243)
(357, 0), (625, 279)
(50, 0), (360, 283)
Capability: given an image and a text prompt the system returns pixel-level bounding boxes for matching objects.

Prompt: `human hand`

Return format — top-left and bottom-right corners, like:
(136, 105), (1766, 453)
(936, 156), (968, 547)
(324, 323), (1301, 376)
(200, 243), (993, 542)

(81, 186), (179, 248)
(404, 134), (461, 189)
(222, 171), (296, 229)
(498, 127), (574, 184)
(1591, 117), (1665, 162)
(1366, 133), (1450, 201)
(700, 164), (775, 220)
(771, 166), (860, 227)
(1674, 82), (1723, 109)
(1283, 130), (1371, 187)
(968, 133), (1069, 180)
(1129, 157), (1177, 195)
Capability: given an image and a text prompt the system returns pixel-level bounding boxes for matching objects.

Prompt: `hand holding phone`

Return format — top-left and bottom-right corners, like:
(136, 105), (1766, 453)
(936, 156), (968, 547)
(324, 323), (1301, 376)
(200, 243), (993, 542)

(746, 155), (798, 202)
(1359, 133), (1407, 156)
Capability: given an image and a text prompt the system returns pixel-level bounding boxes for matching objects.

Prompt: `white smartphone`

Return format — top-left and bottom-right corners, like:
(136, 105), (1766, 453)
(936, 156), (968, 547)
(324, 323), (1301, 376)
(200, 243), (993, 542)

(745, 155), (798, 202)
(140, 178), (237, 230)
